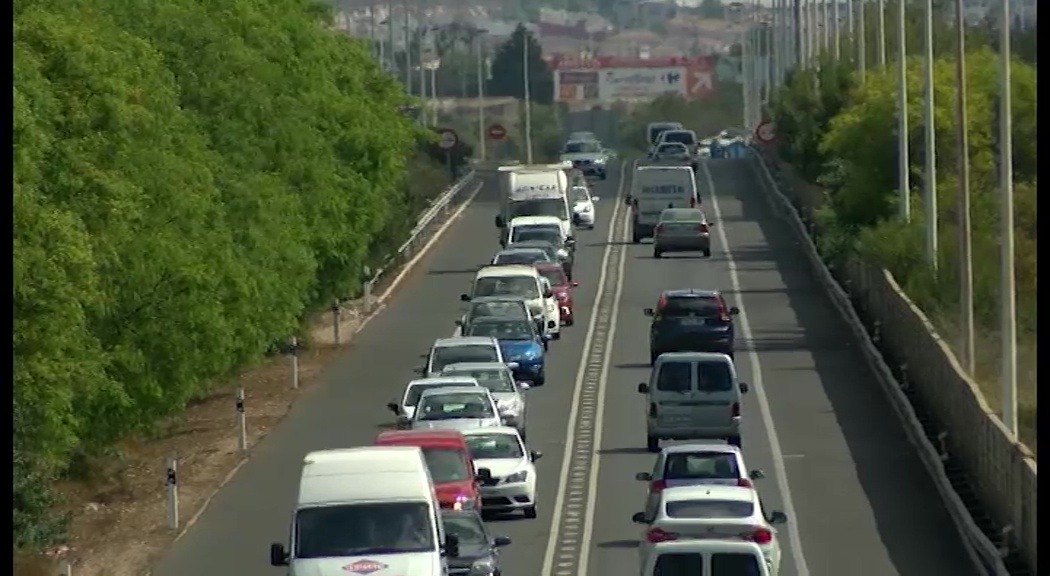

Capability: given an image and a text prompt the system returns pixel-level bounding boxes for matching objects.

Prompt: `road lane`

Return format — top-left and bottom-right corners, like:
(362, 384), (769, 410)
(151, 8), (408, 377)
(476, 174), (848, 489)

(152, 160), (623, 575)
(586, 157), (977, 576)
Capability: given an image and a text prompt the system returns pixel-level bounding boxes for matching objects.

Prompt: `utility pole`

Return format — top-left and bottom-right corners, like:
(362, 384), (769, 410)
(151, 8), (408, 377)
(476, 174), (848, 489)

(832, 0), (840, 60)
(522, 28), (534, 164)
(386, 2), (395, 73)
(476, 31), (487, 161)
(858, 0), (867, 81)
(821, 0), (830, 54)
(896, 0), (910, 221)
(953, 0), (975, 375)
(402, 1), (412, 95)
(794, 0), (804, 71)
(923, 0), (937, 267)
(997, 0), (1017, 436)
(876, 0), (886, 67)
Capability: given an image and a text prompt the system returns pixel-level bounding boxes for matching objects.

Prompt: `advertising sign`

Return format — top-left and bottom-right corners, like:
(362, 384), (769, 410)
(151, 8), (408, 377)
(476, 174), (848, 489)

(557, 70), (600, 102)
(552, 56), (715, 103)
(600, 67), (683, 99)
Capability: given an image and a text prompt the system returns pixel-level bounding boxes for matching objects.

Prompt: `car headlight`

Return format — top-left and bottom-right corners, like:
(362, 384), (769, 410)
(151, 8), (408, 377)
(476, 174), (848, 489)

(503, 470), (528, 483)
(470, 557), (497, 576)
(556, 248), (569, 258)
(498, 399), (522, 416)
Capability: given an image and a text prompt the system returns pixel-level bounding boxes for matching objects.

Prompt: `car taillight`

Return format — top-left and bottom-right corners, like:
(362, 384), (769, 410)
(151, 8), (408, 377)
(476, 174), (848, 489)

(698, 223), (709, 234)
(749, 527), (773, 545)
(650, 479), (667, 492)
(657, 295), (668, 310)
(646, 528), (679, 543)
(736, 478), (753, 488)
(731, 402), (740, 417)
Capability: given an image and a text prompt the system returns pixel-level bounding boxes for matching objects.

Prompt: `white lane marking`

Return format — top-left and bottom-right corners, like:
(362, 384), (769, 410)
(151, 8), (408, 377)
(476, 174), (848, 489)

(540, 160), (632, 576)
(700, 160), (811, 576)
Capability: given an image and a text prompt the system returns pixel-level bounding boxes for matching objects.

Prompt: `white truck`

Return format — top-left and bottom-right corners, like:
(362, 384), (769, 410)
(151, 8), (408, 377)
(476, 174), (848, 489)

(495, 164), (574, 240)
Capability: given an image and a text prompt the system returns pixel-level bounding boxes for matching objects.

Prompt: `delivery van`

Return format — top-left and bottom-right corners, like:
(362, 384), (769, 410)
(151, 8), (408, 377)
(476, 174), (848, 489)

(626, 165), (700, 243)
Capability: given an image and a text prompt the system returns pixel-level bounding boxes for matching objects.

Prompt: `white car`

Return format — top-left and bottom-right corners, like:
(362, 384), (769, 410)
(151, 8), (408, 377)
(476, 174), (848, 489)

(423, 336), (511, 378)
(539, 276), (562, 340)
(385, 376), (482, 425)
(410, 386), (505, 432)
(464, 265), (559, 341)
(440, 362), (530, 440)
(569, 185), (598, 229)
(461, 426), (541, 519)
(632, 485), (787, 576)
(635, 444), (765, 518)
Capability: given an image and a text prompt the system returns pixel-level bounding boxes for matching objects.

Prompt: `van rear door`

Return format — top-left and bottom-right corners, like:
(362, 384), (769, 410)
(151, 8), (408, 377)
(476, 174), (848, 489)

(652, 360), (695, 430)
(688, 360), (737, 428)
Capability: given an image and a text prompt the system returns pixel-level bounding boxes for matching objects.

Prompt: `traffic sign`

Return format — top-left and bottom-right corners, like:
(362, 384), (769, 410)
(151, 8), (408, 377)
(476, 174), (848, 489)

(755, 120), (776, 144)
(487, 123), (507, 141)
(438, 128), (458, 150)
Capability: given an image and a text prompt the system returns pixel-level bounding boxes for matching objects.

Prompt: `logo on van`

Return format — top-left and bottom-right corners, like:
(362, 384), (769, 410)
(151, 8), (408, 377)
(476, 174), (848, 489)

(343, 559), (388, 574)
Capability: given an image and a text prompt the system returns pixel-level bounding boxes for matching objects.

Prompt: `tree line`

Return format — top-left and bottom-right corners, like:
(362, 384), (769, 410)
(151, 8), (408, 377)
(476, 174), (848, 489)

(14, 0), (459, 548)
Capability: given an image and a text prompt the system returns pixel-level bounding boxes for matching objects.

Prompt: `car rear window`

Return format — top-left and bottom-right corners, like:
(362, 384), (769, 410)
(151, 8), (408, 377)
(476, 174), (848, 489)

(661, 296), (721, 317)
(696, 361), (733, 392)
(663, 132), (697, 146)
(665, 499), (754, 519)
(654, 552), (704, 576)
(655, 362), (692, 392)
(711, 552), (763, 575)
(663, 452), (740, 480)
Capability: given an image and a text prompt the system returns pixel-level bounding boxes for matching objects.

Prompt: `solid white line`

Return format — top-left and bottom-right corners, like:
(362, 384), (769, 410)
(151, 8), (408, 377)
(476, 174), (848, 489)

(539, 160), (630, 576)
(700, 160), (811, 576)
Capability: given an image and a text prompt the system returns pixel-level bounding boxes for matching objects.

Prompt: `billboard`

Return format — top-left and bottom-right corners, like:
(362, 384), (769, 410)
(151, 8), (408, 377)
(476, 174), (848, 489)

(551, 56), (715, 103)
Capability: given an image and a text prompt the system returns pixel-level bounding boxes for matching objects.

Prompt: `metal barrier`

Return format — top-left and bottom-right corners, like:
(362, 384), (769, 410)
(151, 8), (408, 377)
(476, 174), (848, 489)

(747, 149), (1035, 575)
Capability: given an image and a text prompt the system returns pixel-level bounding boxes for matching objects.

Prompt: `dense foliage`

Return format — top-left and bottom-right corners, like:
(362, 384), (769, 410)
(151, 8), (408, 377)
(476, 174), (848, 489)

(14, 0), (451, 548)
(488, 24), (556, 106)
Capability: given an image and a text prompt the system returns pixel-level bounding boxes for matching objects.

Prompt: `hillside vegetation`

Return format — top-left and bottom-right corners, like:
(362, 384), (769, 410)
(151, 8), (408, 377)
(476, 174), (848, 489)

(14, 0), (450, 547)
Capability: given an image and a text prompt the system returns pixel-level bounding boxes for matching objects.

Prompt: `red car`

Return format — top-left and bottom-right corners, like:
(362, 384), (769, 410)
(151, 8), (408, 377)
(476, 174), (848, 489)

(535, 262), (578, 326)
(374, 429), (490, 511)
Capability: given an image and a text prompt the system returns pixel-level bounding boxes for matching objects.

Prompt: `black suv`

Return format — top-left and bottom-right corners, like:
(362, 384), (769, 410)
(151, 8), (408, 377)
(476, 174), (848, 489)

(644, 289), (740, 365)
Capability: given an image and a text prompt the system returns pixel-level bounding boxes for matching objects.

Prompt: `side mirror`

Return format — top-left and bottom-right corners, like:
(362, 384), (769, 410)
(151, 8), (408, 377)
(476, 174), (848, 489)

(739, 382), (750, 394)
(631, 512), (648, 524)
(269, 543), (289, 567)
(493, 535), (512, 547)
(530, 450), (543, 462)
(591, 196), (600, 202)
(495, 215), (505, 228)
(444, 533), (460, 558)
(460, 294), (471, 302)
(749, 469), (765, 480)
(454, 319), (464, 328)
(643, 307), (655, 317)
(543, 290), (554, 299)
(729, 306), (740, 315)
(386, 402), (400, 415)
(571, 281), (579, 287)
(476, 467), (493, 482)
(505, 361), (519, 370)
(517, 381), (531, 391)
(635, 472), (652, 482)
(623, 195), (633, 206)
(769, 511), (788, 524)
(637, 383), (649, 394)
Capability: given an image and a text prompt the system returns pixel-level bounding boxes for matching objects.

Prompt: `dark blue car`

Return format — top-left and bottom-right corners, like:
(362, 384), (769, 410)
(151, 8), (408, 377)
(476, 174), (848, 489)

(644, 289), (740, 365)
(464, 316), (548, 385)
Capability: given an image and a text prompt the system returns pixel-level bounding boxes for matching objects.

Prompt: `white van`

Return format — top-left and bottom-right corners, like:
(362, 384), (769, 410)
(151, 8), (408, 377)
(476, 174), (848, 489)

(496, 167), (572, 239)
(270, 447), (459, 576)
(462, 265), (560, 339)
(646, 121), (684, 148)
(636, 352), (749, 452)
(626, 166), (699, 243)
(640, 540), (770, 576)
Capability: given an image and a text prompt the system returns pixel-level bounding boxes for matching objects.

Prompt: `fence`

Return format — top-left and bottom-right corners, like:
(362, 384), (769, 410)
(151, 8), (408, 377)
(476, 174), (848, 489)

(750, 147), (1036, 574)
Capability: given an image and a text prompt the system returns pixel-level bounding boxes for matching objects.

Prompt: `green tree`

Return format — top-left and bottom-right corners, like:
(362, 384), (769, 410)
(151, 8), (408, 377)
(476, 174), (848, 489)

(488, 24), (555, 105)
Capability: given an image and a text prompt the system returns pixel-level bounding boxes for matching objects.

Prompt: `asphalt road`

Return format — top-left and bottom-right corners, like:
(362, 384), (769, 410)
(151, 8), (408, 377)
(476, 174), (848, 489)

(153, 154), (977, 576)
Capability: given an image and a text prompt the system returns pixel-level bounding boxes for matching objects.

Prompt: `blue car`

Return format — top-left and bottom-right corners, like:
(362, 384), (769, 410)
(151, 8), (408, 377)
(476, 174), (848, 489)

(464, 316), (548, 385)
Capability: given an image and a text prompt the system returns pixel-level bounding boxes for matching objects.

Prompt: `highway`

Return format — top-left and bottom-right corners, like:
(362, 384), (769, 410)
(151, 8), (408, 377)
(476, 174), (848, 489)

(153, 148), (978, 575)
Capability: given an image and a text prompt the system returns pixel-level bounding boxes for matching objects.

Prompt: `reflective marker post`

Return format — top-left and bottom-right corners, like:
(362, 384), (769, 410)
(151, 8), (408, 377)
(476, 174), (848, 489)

(166, 457), (179, 530)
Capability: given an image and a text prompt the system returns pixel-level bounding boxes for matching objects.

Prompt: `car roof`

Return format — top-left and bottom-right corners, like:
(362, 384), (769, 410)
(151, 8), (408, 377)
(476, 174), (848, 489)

(468, 315), (529, 325)
(470, 295), (528, 303)
(663, 288), (721, 298)
(476, 265), (539, 277)
(510, 216), (562, 225)
(407, 376), (480, 387)
(375, 429), (467, 448)
(661, 484), (756, 503)
(459, 425), (522, 438)
(533, 262), (566, 272)
(509, 240), (556, 248)
(655, 351), (733, 362)
(432, 336), (499, 347)
(498, 247), (547, 254)
(441, 362), (512, 372)
(661, 443), (742, 456)
(418, 386), (493, 398)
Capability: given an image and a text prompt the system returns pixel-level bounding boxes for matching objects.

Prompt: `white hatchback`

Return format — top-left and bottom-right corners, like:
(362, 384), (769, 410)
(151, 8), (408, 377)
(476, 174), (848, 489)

(385, 376), (482, 426)
(569, 185), (598, 229)
(461, 426), (541, 519)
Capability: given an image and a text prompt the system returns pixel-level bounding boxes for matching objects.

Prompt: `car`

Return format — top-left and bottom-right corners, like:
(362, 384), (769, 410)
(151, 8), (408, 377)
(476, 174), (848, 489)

(646, 121), (685, 153)
(559, 139), (611, 179)
(463, 265), (559, 340)
(423, 336), (512, 378)
(505, 215), (571, 249)
(632, 485), (787, 576)
(411, 386), (506, 432)
(644, 289), (740, 362)
(651, 142), (698, 172)
(652, 208), (713, 258)
(386, 376), (483, 425)
(655, 128), (700, 155)
(569, 185), (598, 229)
(534, 262), (577, 327)
(461, 426), (541, 519)
(374, 429), (490, 511)
(506, 222), (576, 275)
(635, 443), (765, 514)
(440, 508), (513, 576)
(567, 131), (599, 142)
(491, 247), (552, 267)
(457, 295), (539, 337)
(462, 316), (547, 386)
(638, 352), (750, 451)
(508, 239), (573, 280)
(441, 362), (530, 440)
(641, 540), (772, 576)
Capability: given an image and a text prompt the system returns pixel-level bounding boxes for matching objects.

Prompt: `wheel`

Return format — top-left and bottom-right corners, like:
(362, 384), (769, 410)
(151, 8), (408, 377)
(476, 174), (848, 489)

(653, 248), (662, 259)
(650, 350), (660, 365)
(727, 435), (742, 448)
(523, 505), (538, 519)
(543, 340), (549, 351)
(551, 331), (561, 341)
(532, 373), (545, 386)
(647, 436), (660, 453)
(631, 224), (641, 244)
(702, 248), (712, 258)
(564, 317), (574, 327)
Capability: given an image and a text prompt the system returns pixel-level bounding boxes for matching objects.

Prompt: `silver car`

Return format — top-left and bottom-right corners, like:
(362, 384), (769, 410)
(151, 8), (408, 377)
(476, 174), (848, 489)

(653, 208), (713, 259)
(491, 247), (552, 267)
(385, 376), (482, 427)
(410, 386), (506, 431)
(441, 362), (530, 440)
(424, 336), (509, 377)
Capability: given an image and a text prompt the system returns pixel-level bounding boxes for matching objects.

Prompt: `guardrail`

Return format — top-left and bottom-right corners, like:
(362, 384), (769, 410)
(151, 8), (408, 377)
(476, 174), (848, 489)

(746, 149), (1035, 575)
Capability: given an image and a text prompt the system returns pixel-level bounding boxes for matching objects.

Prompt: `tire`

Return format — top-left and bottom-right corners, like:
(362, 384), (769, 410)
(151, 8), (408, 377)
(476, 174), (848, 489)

(653, 248), (662, 259)
(533, 373), (545, 386)
(702, 248), (712, 258)
(542, 340), (549, 351)
(727, 435), (742, 448)
(647, 436), (660, 453)
(551, 331), (561, 341)
(650, 350), (660, 365)
(564, 317), (574, 327)
(631, 229), (641, 244)
(523, 506), (538, 519)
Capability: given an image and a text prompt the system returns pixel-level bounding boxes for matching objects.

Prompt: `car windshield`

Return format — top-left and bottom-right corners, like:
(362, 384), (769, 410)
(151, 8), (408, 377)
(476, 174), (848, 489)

(421, 447), (471, 483)
(416, 392), (495, 420)
(509, 198), (566, 219)
(564, 141), (600, 153)
(467, 301), (528, 321)
(657, 143), (689, 154)
(665, 499), (754, 519)
(662, 131), (696, 146)
(664, 452), (741, 480)
(512, 226), (562, 244)
(570, 187), (590, 203)
(466, 320), (534, 341)
(431, 345), (500, 372)
(295, 502), (434, 558)
(538, 267), (567, 287)
(465, 433), (524, 459)
(473, 276), (540, 299)
(661, 296), (721, 317)
(441, 513), (489, 547)
(494, 250), (549, 265)
(404, 382), (465, 406)
(444, 368), (516, 393)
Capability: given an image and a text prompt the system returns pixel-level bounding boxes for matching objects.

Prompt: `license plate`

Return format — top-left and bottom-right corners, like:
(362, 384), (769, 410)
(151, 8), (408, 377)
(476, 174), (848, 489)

(660, 415), (692, 424)
(680, 318), (707, 326)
